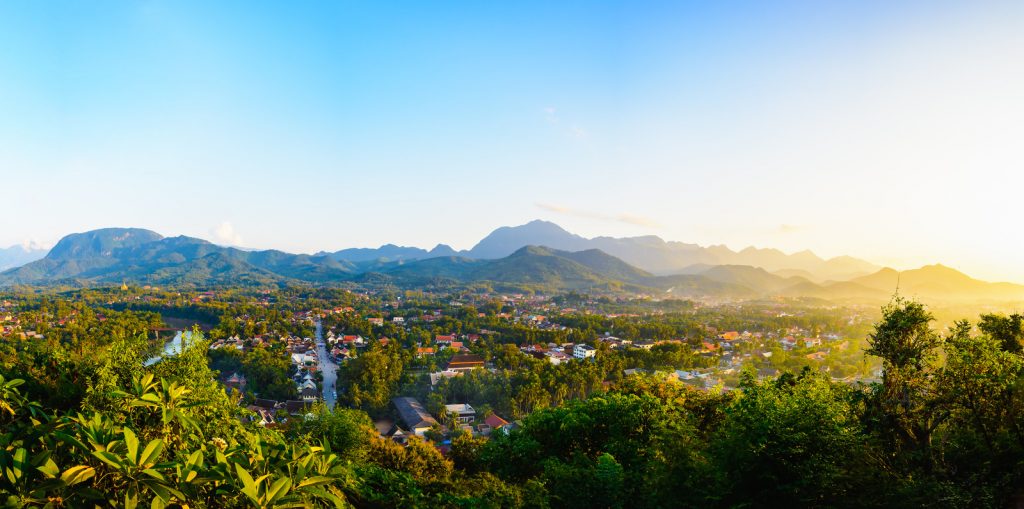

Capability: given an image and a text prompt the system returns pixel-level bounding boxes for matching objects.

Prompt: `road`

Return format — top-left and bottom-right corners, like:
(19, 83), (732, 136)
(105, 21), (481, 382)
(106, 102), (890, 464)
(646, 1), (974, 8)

(314, 319), (338, 409)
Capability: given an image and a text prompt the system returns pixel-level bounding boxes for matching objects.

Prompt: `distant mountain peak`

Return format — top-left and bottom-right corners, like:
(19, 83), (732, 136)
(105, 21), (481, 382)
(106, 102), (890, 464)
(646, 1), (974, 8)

(0, 244), (48, 271)
(427, 244), (458, 257)
(467, 220), (588, 259)
(47, 228), (163, 260)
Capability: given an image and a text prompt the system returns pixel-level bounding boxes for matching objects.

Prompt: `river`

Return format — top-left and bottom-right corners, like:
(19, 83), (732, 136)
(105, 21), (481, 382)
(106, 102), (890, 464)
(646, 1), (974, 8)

(144, 330), (193, 366)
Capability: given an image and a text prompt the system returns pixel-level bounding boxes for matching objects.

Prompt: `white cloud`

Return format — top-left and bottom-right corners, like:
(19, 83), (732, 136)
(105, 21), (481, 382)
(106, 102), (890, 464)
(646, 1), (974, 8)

(542, 106), (559, 123)
(20, 239), (49, 251)
(542, 106), (589, 140)
(536, 203), (661, 228)
(211, 221), (244, 246)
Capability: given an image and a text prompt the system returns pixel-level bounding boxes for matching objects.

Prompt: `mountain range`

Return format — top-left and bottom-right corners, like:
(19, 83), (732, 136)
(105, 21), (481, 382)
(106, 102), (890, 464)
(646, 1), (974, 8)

(0, 245), (47, 271)
(2, 223), (1022, 305)
(322, 220), (879, 281)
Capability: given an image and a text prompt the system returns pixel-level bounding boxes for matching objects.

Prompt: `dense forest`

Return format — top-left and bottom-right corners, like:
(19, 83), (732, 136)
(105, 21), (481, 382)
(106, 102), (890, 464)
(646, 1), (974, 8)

(1, 294), (1023, 507)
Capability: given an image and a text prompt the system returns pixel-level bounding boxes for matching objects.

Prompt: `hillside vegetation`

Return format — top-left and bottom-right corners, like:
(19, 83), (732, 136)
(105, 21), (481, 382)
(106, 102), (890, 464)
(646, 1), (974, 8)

(1, 298), (1023, 507)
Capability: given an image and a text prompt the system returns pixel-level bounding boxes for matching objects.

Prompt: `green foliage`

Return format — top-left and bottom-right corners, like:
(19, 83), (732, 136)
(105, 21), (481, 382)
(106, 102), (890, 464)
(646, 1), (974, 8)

(241, 347), (298, 401)
(337, 345), (404, 413)
(711, 369), (865, 507)
(291, 404), (375, 463)
(3, 289), (1024, 508)
(978, 312), (1024, 353)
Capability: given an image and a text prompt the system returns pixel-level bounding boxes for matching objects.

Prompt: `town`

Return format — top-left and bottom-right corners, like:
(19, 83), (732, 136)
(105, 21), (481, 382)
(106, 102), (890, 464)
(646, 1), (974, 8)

(1, 285), (882, 449)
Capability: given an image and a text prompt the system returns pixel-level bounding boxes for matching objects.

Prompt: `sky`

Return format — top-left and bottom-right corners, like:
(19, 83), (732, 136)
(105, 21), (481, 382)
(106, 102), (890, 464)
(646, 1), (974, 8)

(1, 1), (1022, 282)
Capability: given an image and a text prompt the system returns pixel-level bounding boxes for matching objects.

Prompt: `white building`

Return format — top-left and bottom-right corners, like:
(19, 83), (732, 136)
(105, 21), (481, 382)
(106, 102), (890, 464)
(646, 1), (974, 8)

(574, 344), (596, 360)
(444, 403), (476, 424)
(546, 350), (570, 365)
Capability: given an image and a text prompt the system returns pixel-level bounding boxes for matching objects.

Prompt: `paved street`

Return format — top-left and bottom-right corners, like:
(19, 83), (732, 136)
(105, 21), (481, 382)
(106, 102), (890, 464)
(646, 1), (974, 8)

(315, 319), (338, 409)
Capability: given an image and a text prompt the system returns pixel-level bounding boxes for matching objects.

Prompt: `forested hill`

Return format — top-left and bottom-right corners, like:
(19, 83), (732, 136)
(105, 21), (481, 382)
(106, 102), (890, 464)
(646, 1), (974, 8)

(0, 228), (356, 287)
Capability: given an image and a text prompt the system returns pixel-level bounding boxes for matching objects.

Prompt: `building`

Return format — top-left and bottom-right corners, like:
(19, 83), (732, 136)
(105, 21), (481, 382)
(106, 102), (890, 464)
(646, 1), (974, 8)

(481, 413), (512, 435)
(479, 413), (518, 436)
(574, 344), (596, 360)
(446, 354), (485, 372)
(300, 386), (319, 402)
(444, 403), (476, 424)
(246, 406), (276, 427)
(429, 370), (462, 387)
(285, 400), (314, 416)
(392, 397), (438, 436)
(546, 350), (570, 365)
(223, 372), (247, 391)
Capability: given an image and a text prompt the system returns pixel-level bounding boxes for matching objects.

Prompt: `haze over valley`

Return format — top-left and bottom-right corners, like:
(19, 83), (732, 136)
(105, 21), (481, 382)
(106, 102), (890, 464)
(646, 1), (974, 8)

(3, 221), (1021, 307)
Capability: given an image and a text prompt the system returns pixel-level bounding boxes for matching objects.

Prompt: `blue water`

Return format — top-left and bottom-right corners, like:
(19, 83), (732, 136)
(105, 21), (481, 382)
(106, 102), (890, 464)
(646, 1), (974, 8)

(144, 330), (192, 366)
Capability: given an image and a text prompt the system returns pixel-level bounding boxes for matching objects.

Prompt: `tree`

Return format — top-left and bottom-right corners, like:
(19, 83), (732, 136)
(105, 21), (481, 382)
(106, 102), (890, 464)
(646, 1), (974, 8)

(937, 320), (1024, 502)
(711, 369), (865, 507)
(337, 346), (403, 413)
(292, 403), (376, 462)
(978, 313), (1024, 353)
(865, 297), (945, 468)
(242, 346), (297, 401)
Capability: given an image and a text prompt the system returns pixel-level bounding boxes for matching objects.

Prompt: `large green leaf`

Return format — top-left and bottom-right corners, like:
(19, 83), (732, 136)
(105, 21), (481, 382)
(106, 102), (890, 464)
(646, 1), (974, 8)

(123, 428), (140, 465)
(234, 463), (260, 503)
(138, 439), (164, 468)
(60, 465), (96, 486)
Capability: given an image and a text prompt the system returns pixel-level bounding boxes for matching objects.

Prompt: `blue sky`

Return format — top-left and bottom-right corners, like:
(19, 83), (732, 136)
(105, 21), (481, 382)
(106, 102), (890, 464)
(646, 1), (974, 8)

(1, 1), (1022, 281)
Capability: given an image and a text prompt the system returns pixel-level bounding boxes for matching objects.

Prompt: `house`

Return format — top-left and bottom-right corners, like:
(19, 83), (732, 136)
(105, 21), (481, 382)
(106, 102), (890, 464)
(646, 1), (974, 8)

(446, 354), (485, 372)
(444, 403), (476, 424)
(675, 369), (696, 380)
(483, 413), (510, 433)
(805, 351), (827, 361)
(223, 372), (247, 391)
(285, 400), (314, 416)
(300, 386), (320, 402)
(368, 317), (384, 326)
(429, 370), (462, 387)
(435, 334), (456, 344)
(246, 406), (276, 426)
(546, 350), (570, 365)
(253, 398), (278, 410)
(392, 397), (438, 436)
(383, 424), (409, 445)
(479, 413), (517, 436)
(341, 335), (365, 347)
(416, 347), (436, 357)
(392, 317), (405, 324)
(573, 344), (596, 360)
(291, 352), (317, 366)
